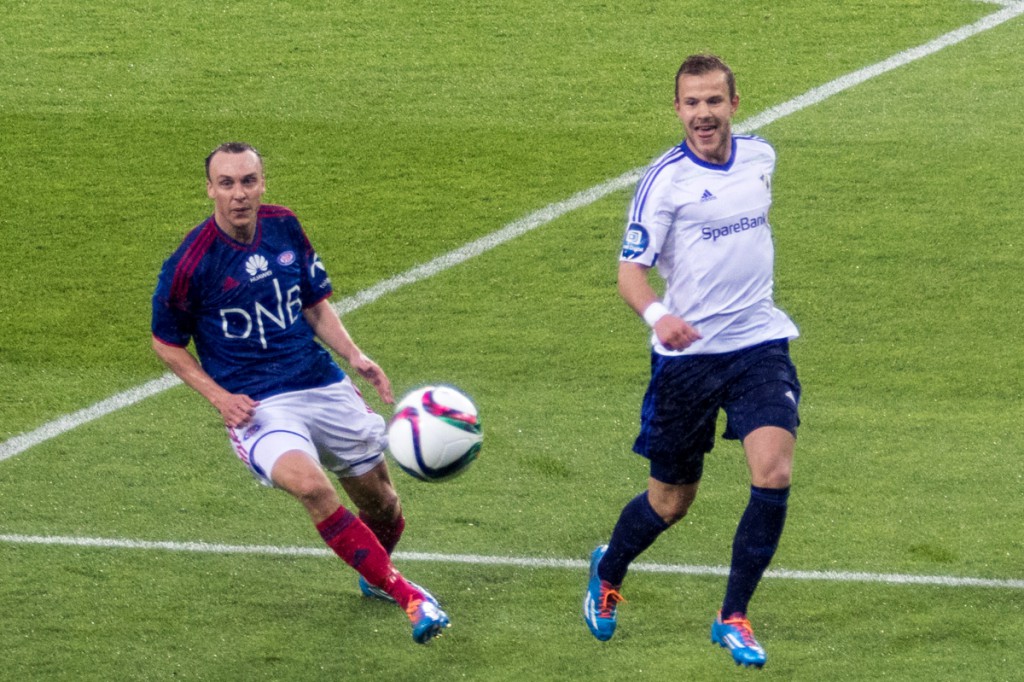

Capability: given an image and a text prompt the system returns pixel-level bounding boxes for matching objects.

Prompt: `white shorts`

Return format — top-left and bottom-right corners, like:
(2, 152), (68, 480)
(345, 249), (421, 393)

(226, 378), (388, 487)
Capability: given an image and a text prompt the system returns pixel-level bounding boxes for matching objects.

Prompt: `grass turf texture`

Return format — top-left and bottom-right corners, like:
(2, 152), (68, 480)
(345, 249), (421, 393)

(2, 0), (1022, 680)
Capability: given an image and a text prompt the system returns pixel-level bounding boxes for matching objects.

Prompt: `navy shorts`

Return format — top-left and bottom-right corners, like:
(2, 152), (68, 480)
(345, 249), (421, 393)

(632, 339), (801, 485)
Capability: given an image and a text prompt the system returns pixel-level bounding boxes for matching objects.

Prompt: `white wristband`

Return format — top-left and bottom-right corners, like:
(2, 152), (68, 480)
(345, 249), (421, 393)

(642, 301), (670, 328)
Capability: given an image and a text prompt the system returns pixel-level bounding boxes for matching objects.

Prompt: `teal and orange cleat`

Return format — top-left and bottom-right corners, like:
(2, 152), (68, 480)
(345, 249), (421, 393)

(583, 545), (625, 641)
(406, 596), (450, 644)
(711, 611), (767, 668)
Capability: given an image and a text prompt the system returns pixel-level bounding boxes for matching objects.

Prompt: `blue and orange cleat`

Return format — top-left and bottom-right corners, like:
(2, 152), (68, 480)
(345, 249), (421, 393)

(711, 611), (767, 667)
(359, 577), (448, 643)
(583, 544), (625, 641)
(406, 596), (450, 644)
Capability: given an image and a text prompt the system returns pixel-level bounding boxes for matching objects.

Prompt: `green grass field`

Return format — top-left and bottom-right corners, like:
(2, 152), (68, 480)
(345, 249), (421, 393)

(2, 1), (1022, 679)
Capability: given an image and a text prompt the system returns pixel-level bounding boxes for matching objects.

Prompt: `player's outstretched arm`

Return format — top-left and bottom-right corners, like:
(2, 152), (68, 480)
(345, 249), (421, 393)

(151, 336), (259, 427)
(302, 300), (394, 404)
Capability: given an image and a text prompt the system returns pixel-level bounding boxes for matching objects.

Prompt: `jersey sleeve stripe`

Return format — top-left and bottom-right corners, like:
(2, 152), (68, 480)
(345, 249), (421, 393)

(631, 147), (686, 223)
(169, 220), (217, 309)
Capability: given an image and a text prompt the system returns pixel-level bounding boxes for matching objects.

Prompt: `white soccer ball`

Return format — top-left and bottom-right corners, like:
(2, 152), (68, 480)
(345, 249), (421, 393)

(386, 385), (482, 482)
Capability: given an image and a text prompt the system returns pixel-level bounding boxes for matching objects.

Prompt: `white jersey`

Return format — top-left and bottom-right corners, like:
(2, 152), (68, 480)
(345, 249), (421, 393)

(620, 135), (798, 355)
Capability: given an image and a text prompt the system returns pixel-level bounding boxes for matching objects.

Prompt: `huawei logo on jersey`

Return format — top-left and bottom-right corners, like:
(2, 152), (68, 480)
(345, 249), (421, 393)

(245, 254), (269, 276)
(244, 254), (273, 282)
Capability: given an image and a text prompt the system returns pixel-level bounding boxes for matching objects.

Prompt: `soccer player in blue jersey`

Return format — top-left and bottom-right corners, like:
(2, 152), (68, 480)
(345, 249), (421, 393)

(151, 142), (449, 644)
(583, 55), (800, 668)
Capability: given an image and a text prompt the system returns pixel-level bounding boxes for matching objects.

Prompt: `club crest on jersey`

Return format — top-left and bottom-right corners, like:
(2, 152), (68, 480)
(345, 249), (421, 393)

(621, 223), (650, 260)
(245, 254), (273, 282)
(276, 250), (296, 266)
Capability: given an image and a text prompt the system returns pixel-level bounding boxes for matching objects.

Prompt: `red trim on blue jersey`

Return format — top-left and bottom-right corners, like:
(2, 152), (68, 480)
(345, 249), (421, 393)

(259, 204), (296, 219)
(169, 219), (218, 311)
(262, 205), (316, 256)
(151, 333), (187, 349)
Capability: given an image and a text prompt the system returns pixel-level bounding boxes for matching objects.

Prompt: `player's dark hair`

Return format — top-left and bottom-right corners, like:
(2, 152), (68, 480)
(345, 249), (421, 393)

(675, 54), (736, 101)
(205, 142), (263, 180)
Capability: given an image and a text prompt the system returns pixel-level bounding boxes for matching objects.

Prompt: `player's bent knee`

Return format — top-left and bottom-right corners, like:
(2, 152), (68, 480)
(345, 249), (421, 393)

(752, 452), (793, 488)
(649, 492), (695, 525)
(378, 489), (401, 516)
(271, 451), (339, 512)
(339, 464), (401, 520)
(292, 479), (336, 507)
(358, 489), (400, 521)
(648, 479), (699, 525)
(660, 503), (691, 525)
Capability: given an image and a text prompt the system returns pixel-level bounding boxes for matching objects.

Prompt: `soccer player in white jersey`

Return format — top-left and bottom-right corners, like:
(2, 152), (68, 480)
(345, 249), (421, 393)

(151, 142), (449, 644)
(583, 55), (801, 668)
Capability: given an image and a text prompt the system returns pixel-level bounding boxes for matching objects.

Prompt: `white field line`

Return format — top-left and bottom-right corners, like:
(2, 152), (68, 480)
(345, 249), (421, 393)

(2, 533), (1021, 590)
(2, 3), (1023, 466)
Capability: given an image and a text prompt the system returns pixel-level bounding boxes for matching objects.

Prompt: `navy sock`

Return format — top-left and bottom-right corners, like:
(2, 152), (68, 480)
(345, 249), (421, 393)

(721, 485), (789, 617)
(599, 492), (670, 586)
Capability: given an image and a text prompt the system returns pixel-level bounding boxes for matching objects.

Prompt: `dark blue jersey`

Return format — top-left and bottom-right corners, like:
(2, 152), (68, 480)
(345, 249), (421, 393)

(152, 204), (344, 400)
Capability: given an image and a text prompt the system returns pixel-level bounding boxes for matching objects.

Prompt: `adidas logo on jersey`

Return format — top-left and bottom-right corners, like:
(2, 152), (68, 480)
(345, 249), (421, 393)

(700, 189), (717, 202)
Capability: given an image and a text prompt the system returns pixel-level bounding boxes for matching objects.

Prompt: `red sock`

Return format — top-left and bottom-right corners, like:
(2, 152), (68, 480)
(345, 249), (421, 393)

(316, 505), (419, 609)
(359, 510), (406, 555)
